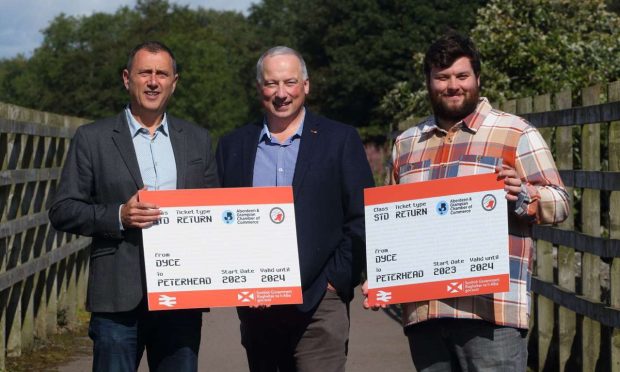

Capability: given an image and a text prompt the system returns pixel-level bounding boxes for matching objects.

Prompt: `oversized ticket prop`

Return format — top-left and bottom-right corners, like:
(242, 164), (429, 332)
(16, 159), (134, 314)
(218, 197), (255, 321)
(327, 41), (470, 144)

(364, 173), (509, 306)
(139, 187), (302, 310)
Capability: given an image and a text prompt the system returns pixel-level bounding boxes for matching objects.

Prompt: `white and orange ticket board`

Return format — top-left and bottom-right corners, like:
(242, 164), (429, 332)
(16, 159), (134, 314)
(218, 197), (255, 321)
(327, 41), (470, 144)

(364, 173), (510, 307)
(139, 187), (302, 310)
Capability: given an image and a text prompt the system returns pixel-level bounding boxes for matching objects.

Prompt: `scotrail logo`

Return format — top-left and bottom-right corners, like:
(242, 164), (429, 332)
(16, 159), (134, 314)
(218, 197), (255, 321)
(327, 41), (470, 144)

(376, 290), (392, 303)
(447, 282), (463, 294)
(237, 291), (255, 303)
(158, 294), (177, 308)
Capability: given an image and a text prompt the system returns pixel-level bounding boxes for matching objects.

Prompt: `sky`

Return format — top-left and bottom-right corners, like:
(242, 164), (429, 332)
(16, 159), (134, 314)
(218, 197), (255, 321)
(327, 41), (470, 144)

(0, 0), (256, 59)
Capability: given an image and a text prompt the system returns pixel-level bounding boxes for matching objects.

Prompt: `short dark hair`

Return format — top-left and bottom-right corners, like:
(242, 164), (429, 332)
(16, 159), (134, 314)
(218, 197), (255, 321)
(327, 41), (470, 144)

(423, 32), (481, 79)
(127, 41), (177, 73)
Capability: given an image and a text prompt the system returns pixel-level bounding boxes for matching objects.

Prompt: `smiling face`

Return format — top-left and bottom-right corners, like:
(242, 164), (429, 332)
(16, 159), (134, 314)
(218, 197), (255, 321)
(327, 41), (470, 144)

(122, 49), (178, 126)
(428, 56), (480, 130)
(258, 53), (309, 128)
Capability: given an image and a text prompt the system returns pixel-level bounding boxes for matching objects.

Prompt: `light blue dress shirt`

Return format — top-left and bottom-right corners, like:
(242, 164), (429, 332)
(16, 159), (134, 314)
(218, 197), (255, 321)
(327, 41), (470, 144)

(119, 107), (177, 229)
(125, 107), (177, 191)
(252, 112), (305, 187)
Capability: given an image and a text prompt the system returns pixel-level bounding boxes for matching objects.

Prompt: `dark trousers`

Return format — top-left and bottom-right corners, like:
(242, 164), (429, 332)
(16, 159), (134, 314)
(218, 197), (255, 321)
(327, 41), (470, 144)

(405, 318), (528, 372)
(88, 305), (202, 372)
(238, 290), (349, 372)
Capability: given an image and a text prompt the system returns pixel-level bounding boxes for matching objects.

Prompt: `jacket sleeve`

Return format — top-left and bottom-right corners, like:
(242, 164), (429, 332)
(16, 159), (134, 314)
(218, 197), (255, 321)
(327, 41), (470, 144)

(325, 128), (375, 294)
(48, 127), (124, 239)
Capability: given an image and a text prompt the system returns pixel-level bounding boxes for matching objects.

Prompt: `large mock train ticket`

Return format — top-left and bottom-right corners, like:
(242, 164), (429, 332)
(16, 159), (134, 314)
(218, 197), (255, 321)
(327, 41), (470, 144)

(364, 173), (510, 306)
(139, 187), (302, 310)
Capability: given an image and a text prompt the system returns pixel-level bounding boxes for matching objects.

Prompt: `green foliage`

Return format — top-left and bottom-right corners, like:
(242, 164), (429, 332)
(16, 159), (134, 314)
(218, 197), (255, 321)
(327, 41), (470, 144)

(249, 0), (486, 127)
(472, 0), (620, 103)
(0, 0), (261, 136)
(380, 0), (620, 128)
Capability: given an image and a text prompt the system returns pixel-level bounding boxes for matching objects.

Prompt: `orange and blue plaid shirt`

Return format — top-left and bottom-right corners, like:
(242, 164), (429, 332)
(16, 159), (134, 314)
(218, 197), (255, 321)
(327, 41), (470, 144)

(393, 98), (569, 329)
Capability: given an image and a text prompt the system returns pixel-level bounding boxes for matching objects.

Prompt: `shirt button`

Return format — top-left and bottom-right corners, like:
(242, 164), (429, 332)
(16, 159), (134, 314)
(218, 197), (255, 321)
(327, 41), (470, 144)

(278, 168), (284, 172)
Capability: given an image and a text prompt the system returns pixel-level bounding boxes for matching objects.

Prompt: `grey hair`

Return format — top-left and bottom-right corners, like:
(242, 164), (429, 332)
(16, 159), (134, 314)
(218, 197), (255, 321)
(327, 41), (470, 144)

(256, 46), (309, 84)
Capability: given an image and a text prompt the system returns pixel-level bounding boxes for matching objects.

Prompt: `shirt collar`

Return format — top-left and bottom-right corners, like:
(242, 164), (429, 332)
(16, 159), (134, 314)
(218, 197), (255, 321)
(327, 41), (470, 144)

(259, 108), (306, 143)
(125, 106), (169, 137)
(421, 97), (492, 135)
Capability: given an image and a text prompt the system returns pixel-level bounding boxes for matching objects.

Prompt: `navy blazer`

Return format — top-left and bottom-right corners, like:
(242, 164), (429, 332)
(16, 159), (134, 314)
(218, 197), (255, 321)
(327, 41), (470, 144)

(216, 110), (374, 311)
(49, 112), (219, 312)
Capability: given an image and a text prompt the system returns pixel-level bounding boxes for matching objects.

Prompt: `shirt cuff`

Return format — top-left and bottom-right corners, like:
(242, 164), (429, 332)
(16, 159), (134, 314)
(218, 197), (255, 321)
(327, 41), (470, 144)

(119, 204), (125, 231)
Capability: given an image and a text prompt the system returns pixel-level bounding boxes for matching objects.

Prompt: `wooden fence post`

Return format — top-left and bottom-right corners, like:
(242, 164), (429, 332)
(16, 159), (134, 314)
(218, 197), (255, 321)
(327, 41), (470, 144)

(66, 251), (77, 327)
(529, 94), (557, 371)
(608, 81), (620, 371)
(554, 89), (576, 371)
(581, 84), (602, 372)
(501, 99), (517, 114)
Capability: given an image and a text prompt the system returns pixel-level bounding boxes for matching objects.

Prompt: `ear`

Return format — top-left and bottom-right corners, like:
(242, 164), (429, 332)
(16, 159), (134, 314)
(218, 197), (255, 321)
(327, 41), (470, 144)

(304, 79), (310, 95)
(122, 69), (130, 90)
(172, 73), (179, 93)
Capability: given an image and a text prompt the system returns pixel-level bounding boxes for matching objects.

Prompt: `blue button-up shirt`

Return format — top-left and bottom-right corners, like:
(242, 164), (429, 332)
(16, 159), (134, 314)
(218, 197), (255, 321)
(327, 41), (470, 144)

(125, 107), (177, 191)
(252, 113), (304, 187)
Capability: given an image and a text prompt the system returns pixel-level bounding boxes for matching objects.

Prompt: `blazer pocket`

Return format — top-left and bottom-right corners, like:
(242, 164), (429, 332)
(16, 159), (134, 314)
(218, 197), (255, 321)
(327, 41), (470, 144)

(188, 158), (204, 166)
(90, 244), (117, 259)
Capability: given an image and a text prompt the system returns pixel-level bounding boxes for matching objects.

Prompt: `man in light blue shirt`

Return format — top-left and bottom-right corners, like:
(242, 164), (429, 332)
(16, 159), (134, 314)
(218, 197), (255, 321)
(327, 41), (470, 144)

(217, 46), (374, 372)
(50, 41), (218, 372)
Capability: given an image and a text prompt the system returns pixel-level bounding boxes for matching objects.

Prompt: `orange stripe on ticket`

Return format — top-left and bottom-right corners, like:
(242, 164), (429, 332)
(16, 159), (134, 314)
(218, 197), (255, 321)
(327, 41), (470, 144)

(147, 286), (303, 310)
(367, 274), (509, 306)
(364, 173), (503, 206)
(139, 186), (294, 207)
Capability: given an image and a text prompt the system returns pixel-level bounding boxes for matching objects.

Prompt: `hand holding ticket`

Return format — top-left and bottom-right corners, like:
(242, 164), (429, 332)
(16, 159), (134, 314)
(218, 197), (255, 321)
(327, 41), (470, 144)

(139, 187), (302, 310)
(364, 173), (510, 306)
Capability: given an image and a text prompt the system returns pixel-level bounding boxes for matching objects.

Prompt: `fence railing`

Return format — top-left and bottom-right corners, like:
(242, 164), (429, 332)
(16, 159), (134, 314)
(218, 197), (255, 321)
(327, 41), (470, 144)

(0, 102), (89, 370)
(496, 81), (620, 371)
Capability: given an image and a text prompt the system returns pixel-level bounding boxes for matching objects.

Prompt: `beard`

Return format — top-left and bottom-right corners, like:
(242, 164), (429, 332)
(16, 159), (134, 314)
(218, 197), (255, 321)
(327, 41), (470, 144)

(430, 89), (480, 124)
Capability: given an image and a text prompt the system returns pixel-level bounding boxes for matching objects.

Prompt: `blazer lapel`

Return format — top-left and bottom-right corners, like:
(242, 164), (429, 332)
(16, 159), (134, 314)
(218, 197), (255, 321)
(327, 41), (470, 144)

(111, 112), (143, 189)
(292, 111), (320, 198)
(241, 122), (262, 187)
(168, 117), (187, 189)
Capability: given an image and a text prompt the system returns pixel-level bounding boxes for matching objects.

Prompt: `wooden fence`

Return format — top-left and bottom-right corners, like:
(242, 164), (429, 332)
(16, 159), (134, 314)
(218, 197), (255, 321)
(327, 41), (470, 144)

(0, 102), (89, 370)
(496, 81), (619, 371)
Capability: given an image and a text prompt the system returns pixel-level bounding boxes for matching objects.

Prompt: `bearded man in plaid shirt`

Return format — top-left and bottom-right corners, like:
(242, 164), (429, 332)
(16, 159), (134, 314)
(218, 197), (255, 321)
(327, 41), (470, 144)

(363, 32), (569, 371)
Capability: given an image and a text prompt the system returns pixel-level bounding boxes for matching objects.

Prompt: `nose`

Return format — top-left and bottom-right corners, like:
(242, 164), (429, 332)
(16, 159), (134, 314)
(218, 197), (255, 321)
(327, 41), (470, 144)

(147, 73), (158, 88)
(447, 76), (460, 92)
(446, 76), (458, 90)
(275, 82), (287, 98)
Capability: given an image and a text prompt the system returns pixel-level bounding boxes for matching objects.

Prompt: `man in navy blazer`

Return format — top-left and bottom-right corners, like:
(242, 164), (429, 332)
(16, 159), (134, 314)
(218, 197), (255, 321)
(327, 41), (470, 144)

(216, 46), (374, 372)
(49, 41), (218, 371)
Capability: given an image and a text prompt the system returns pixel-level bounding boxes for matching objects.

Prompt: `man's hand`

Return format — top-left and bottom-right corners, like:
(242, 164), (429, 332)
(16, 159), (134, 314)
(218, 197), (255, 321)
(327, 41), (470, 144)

(497, 165), (522, 202)
(361, 280), (386, 311)
(121, 190), (161, 229)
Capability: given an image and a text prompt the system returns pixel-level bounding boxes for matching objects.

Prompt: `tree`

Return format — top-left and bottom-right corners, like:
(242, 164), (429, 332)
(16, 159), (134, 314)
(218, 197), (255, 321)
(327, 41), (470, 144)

(472, 0), (620, 102)
(380, 0), (620, 127)
(248, 0), (486, 127)
(0, 0), (262, 136)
